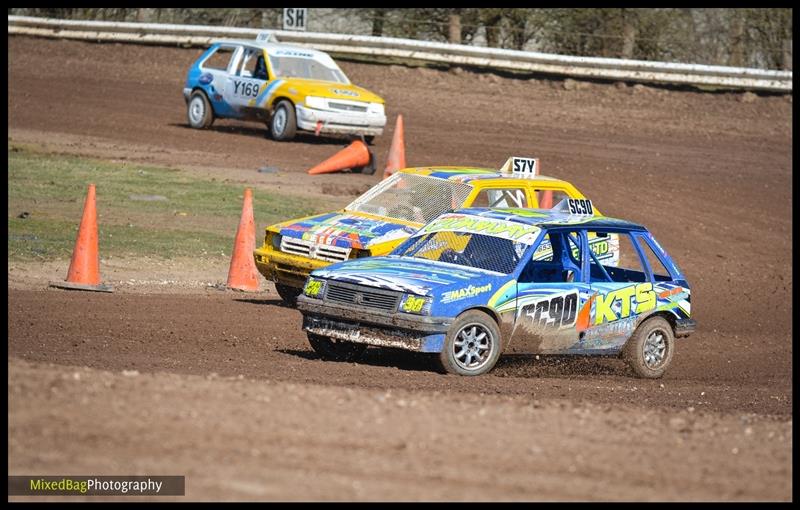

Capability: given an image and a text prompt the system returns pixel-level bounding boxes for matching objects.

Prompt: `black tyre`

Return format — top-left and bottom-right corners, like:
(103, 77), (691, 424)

(356, 152), (377, 175)
(270, 100), (297, 141)
(438, 310), (502, 376)
(274, 283), (302, 305)
(307, 333), (367, 362)
(187, 90), (214, 129)
(622, 316), (675, 379)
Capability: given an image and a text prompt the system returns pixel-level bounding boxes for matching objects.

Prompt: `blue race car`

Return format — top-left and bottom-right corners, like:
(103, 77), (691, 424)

(296, 199), (695, 378)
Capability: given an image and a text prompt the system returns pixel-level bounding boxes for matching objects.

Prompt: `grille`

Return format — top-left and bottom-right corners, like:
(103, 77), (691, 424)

(328, 102), (368, 112)
(324, 282), (401, 312)
(279, 236), (351, 262)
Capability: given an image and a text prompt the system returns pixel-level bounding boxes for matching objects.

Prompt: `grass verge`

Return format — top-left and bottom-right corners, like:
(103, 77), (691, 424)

(8, 144), (334, 261)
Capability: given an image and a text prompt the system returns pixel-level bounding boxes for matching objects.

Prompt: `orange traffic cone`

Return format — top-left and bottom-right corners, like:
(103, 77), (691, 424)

(226, 188), (260, 291)
(307, 140), (374, 175)
(539, 190), (554, 209)
(535, 160), (554, 209)
(50, 184), (113, 292)
(383, 114), (406, 180)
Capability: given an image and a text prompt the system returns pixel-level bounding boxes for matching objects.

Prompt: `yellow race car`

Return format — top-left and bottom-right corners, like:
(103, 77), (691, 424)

(254, 157), (618, 304)
(183, 33), (386, 142)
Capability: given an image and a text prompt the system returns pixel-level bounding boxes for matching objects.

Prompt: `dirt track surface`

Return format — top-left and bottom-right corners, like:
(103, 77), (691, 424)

(7, 36), (793, 501)
(8, 358), (791, 501)
(6, 289), (793, 416)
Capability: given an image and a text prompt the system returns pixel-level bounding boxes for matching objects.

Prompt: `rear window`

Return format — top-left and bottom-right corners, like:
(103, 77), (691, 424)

(636, 235), (673, 281)
(203, 46), (235, 71)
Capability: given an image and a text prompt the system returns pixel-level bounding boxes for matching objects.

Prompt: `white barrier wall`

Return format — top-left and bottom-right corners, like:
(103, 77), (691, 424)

(7, 15), (792, 92)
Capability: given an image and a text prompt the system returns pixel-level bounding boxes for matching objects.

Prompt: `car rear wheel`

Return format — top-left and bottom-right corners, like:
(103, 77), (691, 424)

(438, 310), (502, 376)
(187, 90), (214, 129)
(270, 100), (297, 141)
(622, 316), (675, 378)
(275, 283), (302, 305)
(307, 333), (367, 362)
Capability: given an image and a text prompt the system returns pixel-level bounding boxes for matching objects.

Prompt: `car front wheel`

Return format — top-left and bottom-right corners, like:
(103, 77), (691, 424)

(438, 310), (502, 376)
(274, 283), (302, 305)
(270, 100), (297, 141)
(187, 90), (214, 129)
(307, 333), (367, 362)
(622, 316), (675, 378)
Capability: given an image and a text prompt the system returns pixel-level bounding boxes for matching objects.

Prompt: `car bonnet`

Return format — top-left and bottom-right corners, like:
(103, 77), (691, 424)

(281, 79), (383, 103)
(275, 211), (418, 250)
(312, 256), (498, 296)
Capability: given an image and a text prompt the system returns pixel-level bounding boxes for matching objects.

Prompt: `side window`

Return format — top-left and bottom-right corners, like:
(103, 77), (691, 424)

(565, 231), (582, 268)
(471, 188), (528, 208)
(533, 189), (570, 209)
(239, 48), (267, 80)
(531, 233), (554, 262)
(203, 46), (236, 72)
(588, 232), (646, 283)
(520, 232), (569, 283)
(635, 235), (673, 282)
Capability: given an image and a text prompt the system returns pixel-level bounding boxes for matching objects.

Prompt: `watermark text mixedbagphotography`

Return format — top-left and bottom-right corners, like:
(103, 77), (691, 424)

(8, 476), (185, 496)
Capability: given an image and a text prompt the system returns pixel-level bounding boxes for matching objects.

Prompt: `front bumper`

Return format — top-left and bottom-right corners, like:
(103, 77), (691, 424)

(182, 87), (192, 102)
(297, 295), (451, 352)
(296, 105), (386, 136)
(253, 245), (333, 288)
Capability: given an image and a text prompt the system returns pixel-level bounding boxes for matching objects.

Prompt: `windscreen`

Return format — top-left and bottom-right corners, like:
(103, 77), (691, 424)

(268, 55), (348, 83)
(394, 231), (528, 274)
(346, 173), (473, 224)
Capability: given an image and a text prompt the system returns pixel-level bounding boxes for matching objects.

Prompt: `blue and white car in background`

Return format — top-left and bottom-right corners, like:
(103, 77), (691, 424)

(297, 199), (695, 378)
(183, 33), (387, 142)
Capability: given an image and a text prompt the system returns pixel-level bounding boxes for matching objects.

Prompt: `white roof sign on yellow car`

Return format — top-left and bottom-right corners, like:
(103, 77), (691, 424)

(499, 156), (540, 177)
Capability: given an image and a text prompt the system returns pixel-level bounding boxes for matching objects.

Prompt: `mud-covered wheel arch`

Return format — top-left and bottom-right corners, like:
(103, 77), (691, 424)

(616, 311), (678, 361)
(622, 315), (675, 379)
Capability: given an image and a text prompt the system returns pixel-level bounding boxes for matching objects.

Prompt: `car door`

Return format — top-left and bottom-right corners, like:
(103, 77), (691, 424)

(507, 229), (592, 354)
(223, 46), (268, 115)
(583, 229), (655, 352)
(198, 44), (240, 116)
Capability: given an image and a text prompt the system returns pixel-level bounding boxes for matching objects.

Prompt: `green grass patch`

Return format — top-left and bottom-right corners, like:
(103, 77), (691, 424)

(8, 145), (335, 261)
(8, 217), (233, 261)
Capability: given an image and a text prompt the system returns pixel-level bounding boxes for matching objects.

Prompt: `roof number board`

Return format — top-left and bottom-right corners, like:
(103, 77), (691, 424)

(512, 157), (538, 175)
(567, 198), (593, 216)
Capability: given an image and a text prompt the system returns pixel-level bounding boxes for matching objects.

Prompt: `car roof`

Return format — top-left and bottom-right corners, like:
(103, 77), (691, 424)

(450, 207), (647, 231)
(213, 39), (326, 56)
(399, 166), (563, 185)
(211, 39), (339, 69)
